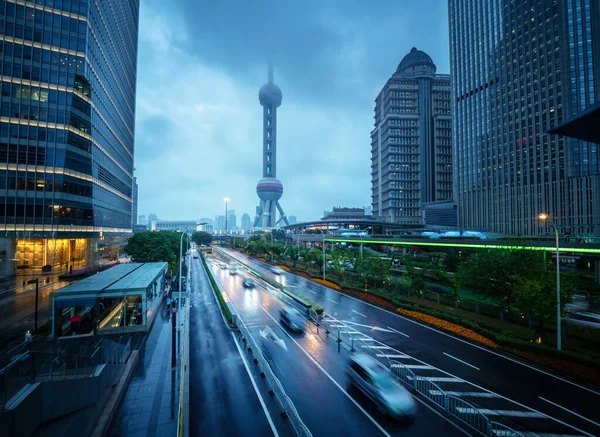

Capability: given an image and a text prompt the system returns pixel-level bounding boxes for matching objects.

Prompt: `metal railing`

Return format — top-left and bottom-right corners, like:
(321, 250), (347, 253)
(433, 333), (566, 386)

(237, 316), (312, 437)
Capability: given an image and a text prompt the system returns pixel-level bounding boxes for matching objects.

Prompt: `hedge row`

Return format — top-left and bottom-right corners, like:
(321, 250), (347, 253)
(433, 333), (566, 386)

(200, 253), (233, 324)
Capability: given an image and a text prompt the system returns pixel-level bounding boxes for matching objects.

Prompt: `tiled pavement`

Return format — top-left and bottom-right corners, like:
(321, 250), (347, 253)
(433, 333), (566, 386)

(109, 305), (179, 437)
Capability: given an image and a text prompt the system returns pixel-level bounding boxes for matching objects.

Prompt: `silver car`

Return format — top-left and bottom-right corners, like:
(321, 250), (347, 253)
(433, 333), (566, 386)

(347, 353), (417, 421)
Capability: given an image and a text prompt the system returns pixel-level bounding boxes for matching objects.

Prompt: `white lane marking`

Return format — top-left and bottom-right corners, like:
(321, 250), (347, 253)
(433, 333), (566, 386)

(340, 330), (360, 335)
(328, 298), (338, 304)
(443, 352), (480, 371)
(232, 332), (280, 437)
(363, 345), (394, 350)
(456, 408), (545, 418)
(341, 321), (395, 333)
(322, 314), (595, 437)
(376, 354), (409, 359)
(258, 305), (392, 437)
(429, 390), (500, 398)
(386, 325), (410, 337)
(329, 324), (346, 328)
(539, 396), (600, 428)
(352, 310), (367, 318)
(351, 337), (376, 341)
(307, 290), (317, 294)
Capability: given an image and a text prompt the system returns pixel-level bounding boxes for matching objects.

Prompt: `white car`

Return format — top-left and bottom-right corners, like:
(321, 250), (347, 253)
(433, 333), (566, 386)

(229, 267), (238, 275)
(270, 266), (284, 275)
(347, 354), (417, 421)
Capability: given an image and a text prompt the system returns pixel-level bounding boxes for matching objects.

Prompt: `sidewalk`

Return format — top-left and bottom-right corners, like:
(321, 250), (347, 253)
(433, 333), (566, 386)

(109, 302), (180, 437)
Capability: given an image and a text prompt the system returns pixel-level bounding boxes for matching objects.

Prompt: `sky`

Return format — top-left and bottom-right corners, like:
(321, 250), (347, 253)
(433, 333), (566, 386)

(134, 0), (450, 224)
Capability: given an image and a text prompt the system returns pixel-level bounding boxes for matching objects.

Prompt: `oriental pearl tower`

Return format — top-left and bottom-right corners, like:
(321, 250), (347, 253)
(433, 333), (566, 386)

(253, 65), (290, 228)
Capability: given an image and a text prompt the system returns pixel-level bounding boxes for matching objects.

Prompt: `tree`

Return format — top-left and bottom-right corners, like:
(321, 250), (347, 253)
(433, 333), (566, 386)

(305, 248), (323, 273)
(358, 255), (390, 288)
(443, 250), (461, 273)
(271, 229), (286, 241)
(456, 250), (547, 311)
(192, 231), (212, 246)
(124, 231), (188, 273)
(514, 269), (577, 340)
(330, 249), (346, 279)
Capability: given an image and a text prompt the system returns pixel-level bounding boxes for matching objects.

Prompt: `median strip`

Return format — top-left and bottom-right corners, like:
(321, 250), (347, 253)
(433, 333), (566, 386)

(199, 252), (233, 325)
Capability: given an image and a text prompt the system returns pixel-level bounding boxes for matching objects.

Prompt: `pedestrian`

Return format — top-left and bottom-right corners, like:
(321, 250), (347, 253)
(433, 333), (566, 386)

(25, 330), (32, 343)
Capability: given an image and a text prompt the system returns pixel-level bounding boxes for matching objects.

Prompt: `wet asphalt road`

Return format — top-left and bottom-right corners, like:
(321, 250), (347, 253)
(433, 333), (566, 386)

(218, 248), (600, 437)
(189, 255), (275, 437)
(207, 254), (466, 437)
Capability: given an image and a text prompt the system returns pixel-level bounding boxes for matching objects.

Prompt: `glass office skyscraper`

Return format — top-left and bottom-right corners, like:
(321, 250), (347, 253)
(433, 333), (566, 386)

(0, 0), (139, 278)
(371, 48), (452, 224)
(449, 0), (600, 236)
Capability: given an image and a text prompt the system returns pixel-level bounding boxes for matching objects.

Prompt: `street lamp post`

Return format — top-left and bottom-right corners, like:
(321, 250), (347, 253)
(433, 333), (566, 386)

(322, 230), (326, 281)
(224, 197), (230, 235)
(538, 213), (561, 351)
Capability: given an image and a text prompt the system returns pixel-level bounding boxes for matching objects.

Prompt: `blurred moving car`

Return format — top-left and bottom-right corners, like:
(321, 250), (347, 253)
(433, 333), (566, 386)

(565, 294), (589, 313)
(243, 278), (255, 288)
(271, 266), (284, 275)
(219, 262), (228, 269)
(229, 267), (238, 275)
(565, 311), (600, 328)
(347, 353), (417, 421)
(279, 307), (306, 332)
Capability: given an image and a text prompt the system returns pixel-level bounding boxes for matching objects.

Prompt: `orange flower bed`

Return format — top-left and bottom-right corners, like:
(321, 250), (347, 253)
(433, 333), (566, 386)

(257, 257), (267, 262)
(312, 278), (342, 291)
(278, 265), (291, 272)
(396, 308), (498, 349)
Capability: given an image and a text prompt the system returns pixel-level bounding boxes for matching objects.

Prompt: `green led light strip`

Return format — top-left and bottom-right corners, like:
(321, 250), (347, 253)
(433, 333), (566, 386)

(324, 238), (600, 254)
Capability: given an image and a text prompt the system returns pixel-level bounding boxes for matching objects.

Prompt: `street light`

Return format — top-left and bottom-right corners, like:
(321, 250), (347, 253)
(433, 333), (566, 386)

(223, 197), (230, 235)
(538, 213), (561, 351)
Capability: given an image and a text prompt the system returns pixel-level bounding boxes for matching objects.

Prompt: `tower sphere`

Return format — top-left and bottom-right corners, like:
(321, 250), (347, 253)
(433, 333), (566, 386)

(256, 177), (283, 202)
(259, 83), (283, 108)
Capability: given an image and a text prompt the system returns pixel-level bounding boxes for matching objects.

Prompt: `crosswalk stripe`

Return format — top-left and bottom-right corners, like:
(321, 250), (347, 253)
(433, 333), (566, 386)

(430, 390), (500, 398)
(376, 354), (409, 359)
(410, 376), (463, 383)
(362, 345), (394, 349)
(456, 408), (545, 418)
(402, 364), (434, 370)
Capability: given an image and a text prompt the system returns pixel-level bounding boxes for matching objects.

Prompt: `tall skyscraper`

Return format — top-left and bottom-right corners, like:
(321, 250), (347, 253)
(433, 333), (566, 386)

(371, 48), (452, 224)
(254, 65), (289, 228)
(241, 213), (251, 231)
(449, 0), (600, 235)
(288, 215), (297, 225)
(0, 0), (140, 278)
(132, 177), (138, 227)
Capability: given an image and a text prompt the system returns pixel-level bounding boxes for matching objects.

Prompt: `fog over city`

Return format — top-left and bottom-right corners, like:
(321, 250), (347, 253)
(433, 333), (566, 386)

(134, 0), (450, 222)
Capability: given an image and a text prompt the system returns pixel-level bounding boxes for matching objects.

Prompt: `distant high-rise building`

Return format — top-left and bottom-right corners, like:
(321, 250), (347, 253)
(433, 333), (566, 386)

(362, 206), (373, 217)
(139, 215), (147, 226)
(215, 215), (225, 232)
(227, 210), (237, 230)
(371, 48), (452, 225)
(449, 0), (600, 235)
(132, 177), (139, 227)
(241, 213), (252, 231)
(288, 216), (297, 225)
(0, 0), (141, 278)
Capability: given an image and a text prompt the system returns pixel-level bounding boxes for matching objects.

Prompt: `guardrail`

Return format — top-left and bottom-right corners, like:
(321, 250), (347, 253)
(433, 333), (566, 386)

(315, 315), (525, 437)
(236, 316), (312, 437)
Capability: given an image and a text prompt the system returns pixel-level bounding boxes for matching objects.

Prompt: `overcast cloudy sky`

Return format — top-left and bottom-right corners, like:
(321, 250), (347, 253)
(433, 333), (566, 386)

(134, 0), (449, 224)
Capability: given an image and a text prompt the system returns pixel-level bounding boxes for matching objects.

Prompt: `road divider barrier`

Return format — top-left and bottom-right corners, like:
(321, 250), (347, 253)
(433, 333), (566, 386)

(315, 315), (525, 437)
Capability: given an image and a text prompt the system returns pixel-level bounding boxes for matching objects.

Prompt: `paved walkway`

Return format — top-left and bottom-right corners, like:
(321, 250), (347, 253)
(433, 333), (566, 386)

(109, 303), (179, 437)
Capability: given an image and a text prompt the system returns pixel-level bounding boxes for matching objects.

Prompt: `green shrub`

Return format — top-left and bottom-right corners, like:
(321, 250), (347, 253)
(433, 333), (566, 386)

(200, 254), (233, 324)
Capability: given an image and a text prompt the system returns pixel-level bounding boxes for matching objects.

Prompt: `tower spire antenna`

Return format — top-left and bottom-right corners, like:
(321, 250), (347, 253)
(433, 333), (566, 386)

(268, 62), (274, 84)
